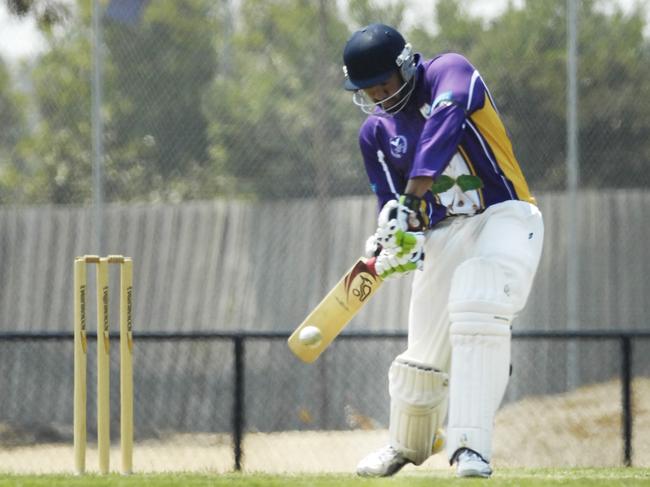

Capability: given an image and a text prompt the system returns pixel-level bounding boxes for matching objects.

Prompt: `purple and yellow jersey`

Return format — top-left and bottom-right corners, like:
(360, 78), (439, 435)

(359, 53), (535, 228)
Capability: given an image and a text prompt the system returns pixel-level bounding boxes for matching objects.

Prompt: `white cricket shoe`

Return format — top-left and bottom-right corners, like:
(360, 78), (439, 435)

(356, 445), (410, 477)
(456, 448), (493, 478)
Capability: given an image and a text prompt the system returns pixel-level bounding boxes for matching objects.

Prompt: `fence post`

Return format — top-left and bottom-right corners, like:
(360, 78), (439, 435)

(621, 335), (632, 467)
(233, 334), (245, 471)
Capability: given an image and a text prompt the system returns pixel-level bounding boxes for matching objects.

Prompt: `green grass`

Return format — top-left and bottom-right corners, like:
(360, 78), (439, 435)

(0, 470), (648, 487)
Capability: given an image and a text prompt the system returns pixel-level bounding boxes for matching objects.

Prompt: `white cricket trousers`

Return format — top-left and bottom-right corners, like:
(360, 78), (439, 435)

(401, 199), (544, 371)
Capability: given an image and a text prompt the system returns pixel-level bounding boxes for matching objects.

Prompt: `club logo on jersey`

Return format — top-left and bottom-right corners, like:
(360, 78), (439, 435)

(420, 91), (454, 119)
(389, 135), (408, 158)
(420, 103), (433, 119)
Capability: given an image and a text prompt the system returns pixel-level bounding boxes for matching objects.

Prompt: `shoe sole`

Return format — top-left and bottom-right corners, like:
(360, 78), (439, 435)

(457, 469), (492, 478)
(356, 460), (409, 478)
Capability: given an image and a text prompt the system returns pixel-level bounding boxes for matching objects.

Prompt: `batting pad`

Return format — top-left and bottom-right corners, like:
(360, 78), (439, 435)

(388, 358), (449, 465)
(446, 257), (514, 463)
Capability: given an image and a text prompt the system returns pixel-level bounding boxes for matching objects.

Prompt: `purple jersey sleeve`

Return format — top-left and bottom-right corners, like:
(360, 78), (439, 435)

(410, 53), (483, 179)
(359, 119), (402, 210)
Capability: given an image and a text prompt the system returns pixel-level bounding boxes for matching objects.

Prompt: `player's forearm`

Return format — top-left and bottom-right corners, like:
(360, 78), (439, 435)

(405, 176), (433, 198)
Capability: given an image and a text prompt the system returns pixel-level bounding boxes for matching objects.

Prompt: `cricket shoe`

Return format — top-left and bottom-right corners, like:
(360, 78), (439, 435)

(455, 448), (493, 478)
(356, 445), (410, 477)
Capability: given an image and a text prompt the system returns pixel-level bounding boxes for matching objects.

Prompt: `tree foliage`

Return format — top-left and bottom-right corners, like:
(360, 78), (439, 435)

(101, 0), (219, 201)
(1, 0), (649, 205)
(9, 0), (219, 203)
(410, 0), (650, 190)
(203, 0), (368, 199)
(0, 58), (27, 203)
(4, 0), (70, 31)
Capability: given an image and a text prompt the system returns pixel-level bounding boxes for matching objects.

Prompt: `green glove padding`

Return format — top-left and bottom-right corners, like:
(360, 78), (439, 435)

(375, 231), (426, 279)
(394, 230), (420, 257)
(378, 258), (421, 279)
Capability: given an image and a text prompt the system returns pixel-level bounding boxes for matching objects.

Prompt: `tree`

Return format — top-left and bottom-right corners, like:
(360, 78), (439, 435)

(468, 0), (570, 190)
(203, 0), (365, 199)
(575, 0), (650, 188)
(347, 0), (406, 28)
(0, 58), (28, 203)
(4, 0), (70, 31)
(407, 0), (650, 190)
(16, 0), (220, 203)
(5, 0), (650, 205)
(101, 0), (219, 201)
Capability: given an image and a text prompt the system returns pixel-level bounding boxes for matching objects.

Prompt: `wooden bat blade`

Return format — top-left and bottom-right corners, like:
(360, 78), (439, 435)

(288, 258), (382, 363)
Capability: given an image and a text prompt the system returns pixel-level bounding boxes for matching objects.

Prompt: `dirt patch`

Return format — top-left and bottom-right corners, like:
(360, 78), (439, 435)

(0, 379), (647, 474)
(493, 378), (650, 468)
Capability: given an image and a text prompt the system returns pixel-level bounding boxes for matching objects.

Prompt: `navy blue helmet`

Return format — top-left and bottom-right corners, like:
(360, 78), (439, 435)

(343, 23), (414, 91)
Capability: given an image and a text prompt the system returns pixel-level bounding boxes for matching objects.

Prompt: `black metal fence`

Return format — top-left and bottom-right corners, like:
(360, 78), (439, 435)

(0, 329), (648, 472)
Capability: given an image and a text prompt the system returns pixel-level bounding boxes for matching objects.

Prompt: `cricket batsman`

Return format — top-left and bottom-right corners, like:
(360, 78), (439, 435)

(342, 23), (544, 478)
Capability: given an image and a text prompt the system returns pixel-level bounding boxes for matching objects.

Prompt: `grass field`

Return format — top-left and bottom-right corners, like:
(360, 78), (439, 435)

(0, 469), (649, 487)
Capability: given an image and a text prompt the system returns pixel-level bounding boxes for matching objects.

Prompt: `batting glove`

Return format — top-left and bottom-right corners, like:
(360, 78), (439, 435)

(374, 233), (425, 279)
(396, 194), (428, 231)
(375, 195), (428, 254)
(378, 195), (428, 233)
(364, 233), (382, 258)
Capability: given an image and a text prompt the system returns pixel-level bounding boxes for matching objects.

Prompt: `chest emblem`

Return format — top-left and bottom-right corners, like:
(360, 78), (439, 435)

(389, 135), (408, 158)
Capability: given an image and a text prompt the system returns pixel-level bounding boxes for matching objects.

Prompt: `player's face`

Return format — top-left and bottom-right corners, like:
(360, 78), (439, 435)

(362, 72), (403, 110)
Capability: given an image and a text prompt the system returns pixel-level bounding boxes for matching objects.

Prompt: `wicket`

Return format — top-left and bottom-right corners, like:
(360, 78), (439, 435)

(74, 255), (134, 475)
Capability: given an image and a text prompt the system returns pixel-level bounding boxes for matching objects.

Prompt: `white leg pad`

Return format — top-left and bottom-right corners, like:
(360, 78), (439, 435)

(388, 358), (449, 465)
(446, 258), (515, 463)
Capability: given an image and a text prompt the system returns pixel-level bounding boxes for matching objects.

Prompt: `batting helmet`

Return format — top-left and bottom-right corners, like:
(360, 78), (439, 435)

(342, 23), (415, 91)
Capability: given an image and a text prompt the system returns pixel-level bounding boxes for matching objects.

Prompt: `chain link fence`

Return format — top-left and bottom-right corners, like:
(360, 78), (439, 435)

(0, 0), (649, 474)
(1, 332), (649, 473)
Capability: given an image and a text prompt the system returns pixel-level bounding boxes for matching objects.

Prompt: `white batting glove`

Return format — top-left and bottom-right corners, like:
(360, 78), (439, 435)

(374, 237), (425, 279)
(375, 200), (410, 250)
(365, 234), (381, 258)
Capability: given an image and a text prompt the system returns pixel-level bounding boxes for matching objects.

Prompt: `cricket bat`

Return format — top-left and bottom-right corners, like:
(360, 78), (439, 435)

(288, 257), (382, 363)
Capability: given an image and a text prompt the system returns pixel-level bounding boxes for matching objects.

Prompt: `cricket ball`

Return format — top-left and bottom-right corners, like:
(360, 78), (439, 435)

(298, 325), (322, 347)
